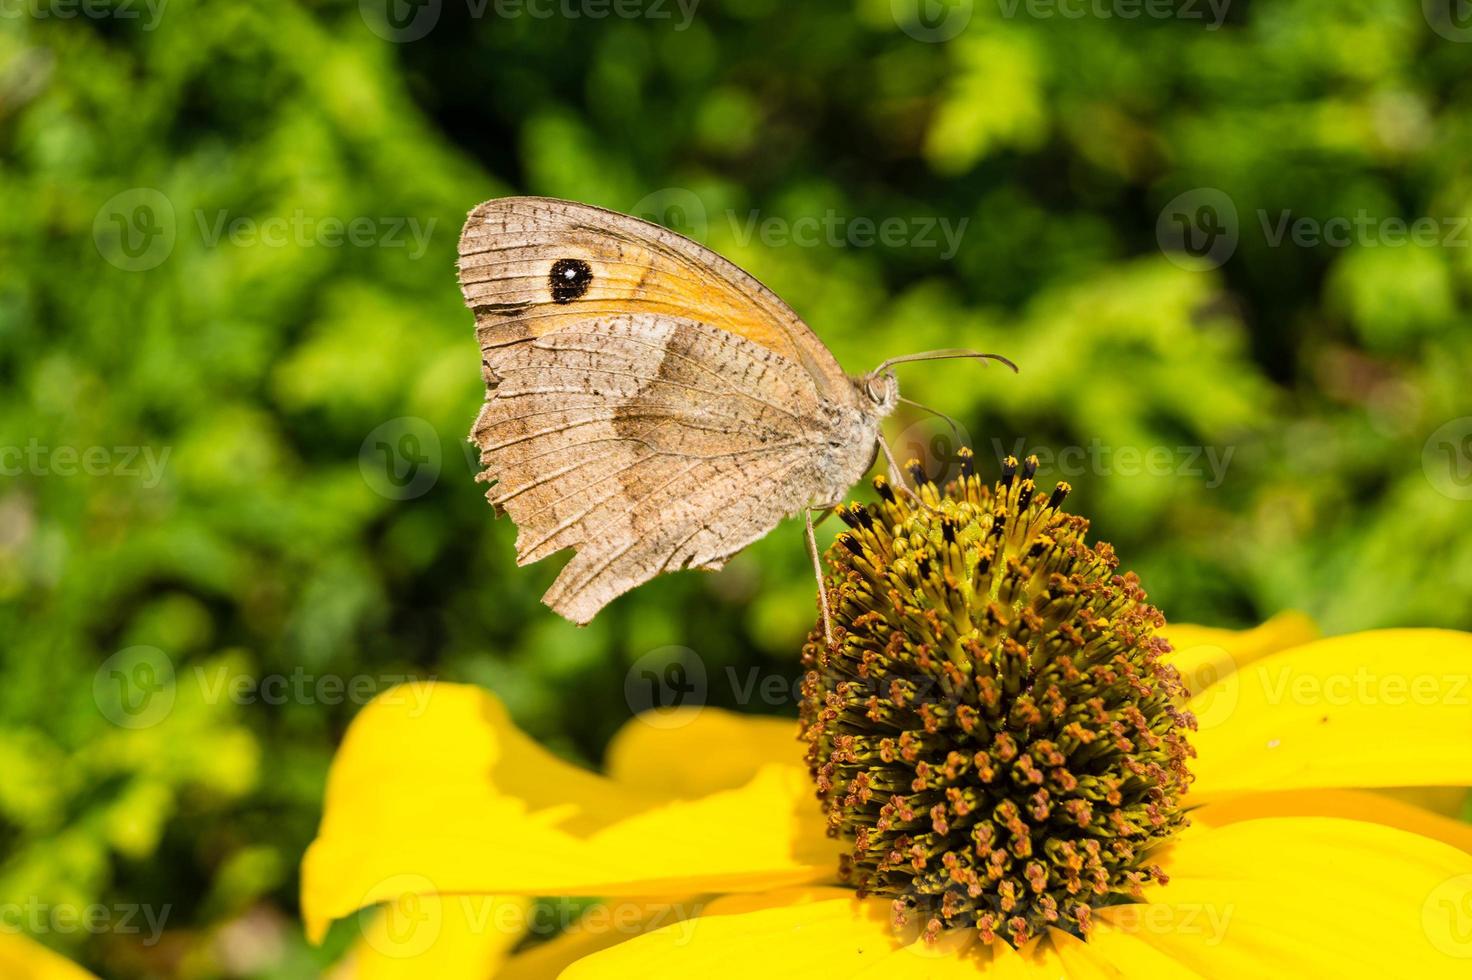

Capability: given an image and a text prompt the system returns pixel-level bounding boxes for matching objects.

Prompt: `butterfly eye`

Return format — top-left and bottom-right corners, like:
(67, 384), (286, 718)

(549, 258), (593, 304)
(866, 373), (898, 406)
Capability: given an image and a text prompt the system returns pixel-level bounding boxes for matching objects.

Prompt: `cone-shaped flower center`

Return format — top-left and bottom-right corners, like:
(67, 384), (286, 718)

(800, 452), (1194, 948)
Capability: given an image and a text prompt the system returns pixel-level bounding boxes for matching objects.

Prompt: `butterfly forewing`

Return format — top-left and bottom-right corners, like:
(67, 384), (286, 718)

(458, 197), (854, 396)
(459, 197), (881, 623)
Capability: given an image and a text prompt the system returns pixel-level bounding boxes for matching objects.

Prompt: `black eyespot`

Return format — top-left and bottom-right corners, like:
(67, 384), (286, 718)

(549, 258), (593, 304)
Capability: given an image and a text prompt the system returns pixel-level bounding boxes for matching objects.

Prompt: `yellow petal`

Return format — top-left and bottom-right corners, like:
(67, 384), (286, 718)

(558, 886), (1211, 979)
(328, 895), (528, 980)
(563, 819), (1472, 977)
(1049, 928), (1205, 979)
(1105, 817), (1472, 974)
(1191, 789), (1472, 854)
(302, 684), (838, 943)
(1188, 629), (1472, 799)
(495, 897), (706, 980)
(557, 887), (992, 979)
(0, 935), (96, 980)
(605, 708), (801, 797)
(1163, 612), (1318, 697)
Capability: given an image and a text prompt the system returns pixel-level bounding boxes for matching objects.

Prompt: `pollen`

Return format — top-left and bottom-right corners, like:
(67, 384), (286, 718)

(800, 451), (1195, 948)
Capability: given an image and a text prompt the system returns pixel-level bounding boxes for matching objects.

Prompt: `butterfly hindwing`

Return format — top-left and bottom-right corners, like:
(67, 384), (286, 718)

(471, 313), (842, 622)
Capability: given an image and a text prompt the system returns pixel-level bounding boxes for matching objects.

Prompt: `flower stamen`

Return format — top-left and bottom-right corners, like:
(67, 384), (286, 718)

(800, 452), (1195, 947)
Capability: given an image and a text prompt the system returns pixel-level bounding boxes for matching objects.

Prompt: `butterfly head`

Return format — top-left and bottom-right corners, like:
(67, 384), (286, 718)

(861, 369), (901, 416)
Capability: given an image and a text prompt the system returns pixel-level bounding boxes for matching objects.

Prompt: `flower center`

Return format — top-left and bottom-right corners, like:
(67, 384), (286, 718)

(800, 452), (1194, 948)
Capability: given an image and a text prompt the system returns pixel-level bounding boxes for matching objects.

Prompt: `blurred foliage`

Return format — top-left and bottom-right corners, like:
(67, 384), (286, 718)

(1, 0), (1471, 975)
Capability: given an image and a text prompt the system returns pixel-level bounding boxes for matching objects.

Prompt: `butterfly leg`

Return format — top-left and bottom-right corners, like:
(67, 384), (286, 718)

(877, 434), (932, 509)
(805, 505), (838, 649)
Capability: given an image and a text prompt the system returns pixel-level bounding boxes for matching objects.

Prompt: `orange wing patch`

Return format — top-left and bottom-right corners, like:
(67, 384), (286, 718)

(457, 197), (850, 395)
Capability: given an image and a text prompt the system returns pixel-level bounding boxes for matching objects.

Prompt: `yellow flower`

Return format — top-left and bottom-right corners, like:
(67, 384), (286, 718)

(0, 933), (96, 980)
(303, 462), (1472, 978)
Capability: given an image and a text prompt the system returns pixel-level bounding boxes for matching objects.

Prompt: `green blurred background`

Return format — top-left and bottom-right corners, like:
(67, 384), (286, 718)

(2, 0), (1471, 975)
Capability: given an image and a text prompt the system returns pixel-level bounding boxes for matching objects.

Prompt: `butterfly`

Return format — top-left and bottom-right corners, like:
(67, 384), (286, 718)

(457, 196), (1012, 638)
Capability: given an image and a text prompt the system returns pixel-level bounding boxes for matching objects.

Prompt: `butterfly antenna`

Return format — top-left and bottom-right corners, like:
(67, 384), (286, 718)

(873, 349), (1020, 374)
(897, 395), (964, 450)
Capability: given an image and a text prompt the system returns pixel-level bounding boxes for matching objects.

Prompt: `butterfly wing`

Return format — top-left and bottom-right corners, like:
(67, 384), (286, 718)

(458, 196), (854, 398)
(458, 198), (876, 624)
(471, 313), (858, 623)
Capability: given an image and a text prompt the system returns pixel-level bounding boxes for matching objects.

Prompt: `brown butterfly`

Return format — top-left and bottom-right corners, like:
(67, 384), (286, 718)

(457, 196), (1012, 638)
